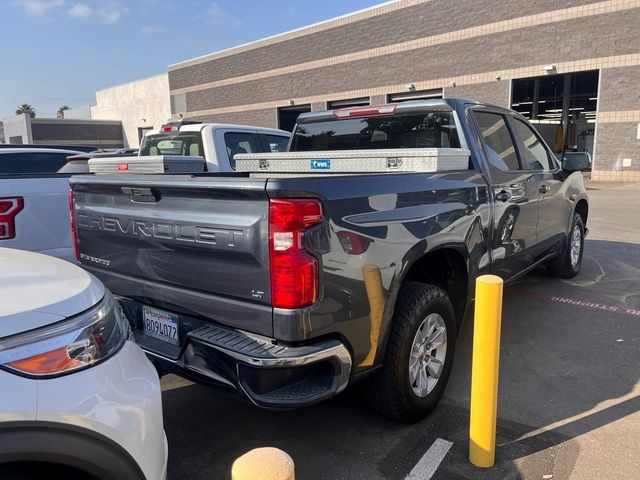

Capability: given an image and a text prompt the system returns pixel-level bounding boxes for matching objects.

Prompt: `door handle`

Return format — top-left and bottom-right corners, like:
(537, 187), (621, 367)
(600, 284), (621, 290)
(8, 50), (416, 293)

(495, 190), (511, 202)
(538, 185), (550, 194)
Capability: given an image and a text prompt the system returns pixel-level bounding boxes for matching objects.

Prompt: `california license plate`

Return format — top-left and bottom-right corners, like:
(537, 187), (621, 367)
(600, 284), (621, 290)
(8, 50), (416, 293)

(143, 306), (179, 345)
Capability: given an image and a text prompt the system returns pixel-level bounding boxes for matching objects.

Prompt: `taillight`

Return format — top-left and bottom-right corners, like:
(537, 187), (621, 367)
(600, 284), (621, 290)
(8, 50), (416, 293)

(69, 190), (80, 262)
(0, 197), (24, 240)
(269, 198), (323, 309)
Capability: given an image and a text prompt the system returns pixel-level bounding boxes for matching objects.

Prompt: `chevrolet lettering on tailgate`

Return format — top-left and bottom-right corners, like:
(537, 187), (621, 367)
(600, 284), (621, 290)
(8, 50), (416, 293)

(77, 213), (243, 247)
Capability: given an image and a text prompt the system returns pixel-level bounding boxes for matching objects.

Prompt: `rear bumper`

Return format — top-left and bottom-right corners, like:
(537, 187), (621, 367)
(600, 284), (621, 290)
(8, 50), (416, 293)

(118, 298), (352, 408)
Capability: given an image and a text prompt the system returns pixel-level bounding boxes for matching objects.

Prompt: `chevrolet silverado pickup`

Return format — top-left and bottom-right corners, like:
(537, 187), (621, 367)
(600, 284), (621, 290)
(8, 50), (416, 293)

(70, 99), (590, 422)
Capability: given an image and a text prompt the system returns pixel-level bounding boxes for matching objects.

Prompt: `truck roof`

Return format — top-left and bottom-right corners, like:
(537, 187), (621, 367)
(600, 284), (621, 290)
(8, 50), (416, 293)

(0, 144), (97, 152)
(0, 147), (84, 155)
(145, 123), (291, 136)
(296, 97), (515, 124)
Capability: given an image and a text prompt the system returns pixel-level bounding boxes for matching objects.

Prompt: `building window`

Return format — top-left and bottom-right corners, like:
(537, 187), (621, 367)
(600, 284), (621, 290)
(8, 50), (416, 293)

(326, 97), (370, 109)
(387, 88), (443, 103)
(277, 104), (311, 132)
(511, 71), (599, 154)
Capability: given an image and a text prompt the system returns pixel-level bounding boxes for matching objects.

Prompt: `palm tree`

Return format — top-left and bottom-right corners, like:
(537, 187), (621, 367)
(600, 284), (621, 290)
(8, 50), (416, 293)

(57, 105), (70, 119)
(16, 104), (36, 118)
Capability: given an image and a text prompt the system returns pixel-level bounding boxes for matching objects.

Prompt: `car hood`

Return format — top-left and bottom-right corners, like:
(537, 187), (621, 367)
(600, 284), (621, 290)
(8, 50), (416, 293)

(0, 248), (105, 338)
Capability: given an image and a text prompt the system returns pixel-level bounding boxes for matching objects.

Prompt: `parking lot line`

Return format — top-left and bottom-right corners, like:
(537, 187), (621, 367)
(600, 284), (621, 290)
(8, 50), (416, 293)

(404, 438), (453, 480)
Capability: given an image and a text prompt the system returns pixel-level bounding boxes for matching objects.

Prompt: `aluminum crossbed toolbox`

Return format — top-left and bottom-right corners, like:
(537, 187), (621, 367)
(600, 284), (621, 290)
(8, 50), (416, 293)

(88, 155), (206, 174)
(233, 148), (470, 174)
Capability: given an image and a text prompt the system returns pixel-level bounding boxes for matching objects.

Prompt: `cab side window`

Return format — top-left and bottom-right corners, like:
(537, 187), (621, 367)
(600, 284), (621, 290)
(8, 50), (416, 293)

(512, 119), (554, 171)
(473, 111), (521, 171)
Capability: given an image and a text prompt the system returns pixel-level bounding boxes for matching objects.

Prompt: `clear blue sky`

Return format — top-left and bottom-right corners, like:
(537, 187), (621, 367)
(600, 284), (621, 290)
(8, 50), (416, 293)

(0, 0), (385, 119)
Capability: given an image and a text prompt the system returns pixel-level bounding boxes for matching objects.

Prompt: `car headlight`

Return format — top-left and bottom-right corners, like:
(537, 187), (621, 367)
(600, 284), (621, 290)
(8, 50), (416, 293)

(0, 291), (130, 378)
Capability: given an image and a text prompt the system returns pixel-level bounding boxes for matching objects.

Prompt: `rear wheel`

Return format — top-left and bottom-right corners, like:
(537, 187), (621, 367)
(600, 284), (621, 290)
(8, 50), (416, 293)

(547, 213), (585, 279)
(365, 282), (456, 423)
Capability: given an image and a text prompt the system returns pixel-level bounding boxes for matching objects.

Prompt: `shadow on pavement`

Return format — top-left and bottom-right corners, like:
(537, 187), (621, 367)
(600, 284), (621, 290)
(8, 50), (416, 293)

(442, 239), (640, 479)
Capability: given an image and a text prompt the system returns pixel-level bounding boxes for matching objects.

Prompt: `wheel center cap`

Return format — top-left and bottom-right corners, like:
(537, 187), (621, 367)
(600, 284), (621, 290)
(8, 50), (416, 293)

(419, 345), (431, 363)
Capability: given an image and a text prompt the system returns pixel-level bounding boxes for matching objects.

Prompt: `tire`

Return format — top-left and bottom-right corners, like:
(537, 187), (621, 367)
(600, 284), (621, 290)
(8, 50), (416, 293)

(547, 212), (585, 279)
(364, 282), (456, 423)
(0, 463), (94, 480)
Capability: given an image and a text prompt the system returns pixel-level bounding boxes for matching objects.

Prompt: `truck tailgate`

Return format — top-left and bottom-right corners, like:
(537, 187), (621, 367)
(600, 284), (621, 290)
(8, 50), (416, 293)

(70, 174), (274, 336)
(0, 175), (74, 261)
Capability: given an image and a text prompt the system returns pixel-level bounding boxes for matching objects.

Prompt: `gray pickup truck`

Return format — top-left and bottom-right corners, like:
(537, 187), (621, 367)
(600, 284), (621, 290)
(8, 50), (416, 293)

(70, 98), (589, 422)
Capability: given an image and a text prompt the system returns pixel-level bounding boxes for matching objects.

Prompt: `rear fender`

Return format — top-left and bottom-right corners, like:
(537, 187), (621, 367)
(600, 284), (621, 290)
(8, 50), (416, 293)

(377, 242), (471, 364)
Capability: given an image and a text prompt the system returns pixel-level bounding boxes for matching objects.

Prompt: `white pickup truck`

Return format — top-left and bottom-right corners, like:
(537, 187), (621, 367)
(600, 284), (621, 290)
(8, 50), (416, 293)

(89, 120), (291, 174)
(0, 147), (84, 261)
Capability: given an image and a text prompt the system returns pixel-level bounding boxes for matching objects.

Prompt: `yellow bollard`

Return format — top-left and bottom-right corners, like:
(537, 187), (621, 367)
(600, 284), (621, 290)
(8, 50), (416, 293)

(232, 447), (295, 480)
(469, 274), (504, 468)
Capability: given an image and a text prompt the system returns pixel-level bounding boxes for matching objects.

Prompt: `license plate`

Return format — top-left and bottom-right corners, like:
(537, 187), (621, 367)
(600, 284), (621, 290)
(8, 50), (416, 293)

(142, 306), (179, 345)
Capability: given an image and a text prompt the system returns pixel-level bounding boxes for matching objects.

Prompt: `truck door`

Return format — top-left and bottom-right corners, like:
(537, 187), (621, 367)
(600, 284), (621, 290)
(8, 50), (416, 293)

(471, 109), (540, 281)
(509, 117), (571, 260)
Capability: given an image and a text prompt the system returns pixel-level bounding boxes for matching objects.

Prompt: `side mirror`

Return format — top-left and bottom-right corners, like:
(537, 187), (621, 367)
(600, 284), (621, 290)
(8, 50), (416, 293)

(562, 152), (591, 172)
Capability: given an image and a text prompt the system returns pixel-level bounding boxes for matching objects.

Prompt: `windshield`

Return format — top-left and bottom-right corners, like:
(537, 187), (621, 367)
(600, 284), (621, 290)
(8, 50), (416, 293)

(291, 111), (460, 151)
(139, 132), (204, 157)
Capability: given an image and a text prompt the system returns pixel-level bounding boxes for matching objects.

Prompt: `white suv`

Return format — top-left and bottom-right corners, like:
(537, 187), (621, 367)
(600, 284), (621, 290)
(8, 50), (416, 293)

(0, 248), (167, 479)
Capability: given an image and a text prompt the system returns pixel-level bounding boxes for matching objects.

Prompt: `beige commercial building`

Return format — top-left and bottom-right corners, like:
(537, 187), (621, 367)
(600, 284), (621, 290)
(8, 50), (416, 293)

(91, 73), (171, 148)
(165, 0), (640, 181)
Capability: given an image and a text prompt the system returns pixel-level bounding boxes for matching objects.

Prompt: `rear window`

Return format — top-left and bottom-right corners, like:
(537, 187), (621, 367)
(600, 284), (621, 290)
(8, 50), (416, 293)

(260, 134), (289, 152)
(291, 111), (460, 151)
(224, 132), (261, 168)
(57, 160), (90, 174)
(0, 152), (71, 174)
(139, 132), (204, 157)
